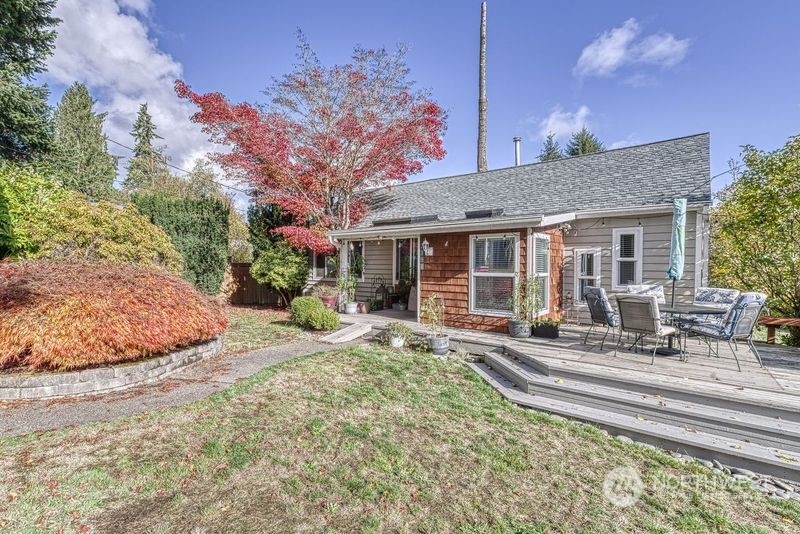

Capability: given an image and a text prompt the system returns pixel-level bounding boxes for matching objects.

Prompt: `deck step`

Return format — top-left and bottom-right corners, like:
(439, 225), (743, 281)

(484, 351), (800, 454)
(502, 345), (800, 422)
(320, 323), (372, 344)
(470, 360), (800, 483)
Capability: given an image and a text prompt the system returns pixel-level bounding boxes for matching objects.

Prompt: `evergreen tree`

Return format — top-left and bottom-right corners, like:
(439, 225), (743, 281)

(565, 127), (605, 156)
(0, 0), (60, 161)
(538, 133), (564, 162)
(48, 82), (117, 199)
(124, 103), (169, 190)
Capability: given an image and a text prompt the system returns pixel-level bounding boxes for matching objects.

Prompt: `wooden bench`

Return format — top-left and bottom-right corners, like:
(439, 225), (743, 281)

(758, 317), (800, 344)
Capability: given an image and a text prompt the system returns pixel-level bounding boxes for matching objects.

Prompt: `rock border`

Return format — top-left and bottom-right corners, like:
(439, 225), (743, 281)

(0, 337), (223, 400)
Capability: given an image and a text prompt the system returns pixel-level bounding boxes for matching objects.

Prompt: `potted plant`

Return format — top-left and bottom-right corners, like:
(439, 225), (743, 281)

(312, 284), (339, 310)
(337, 272), (359, 314)
(386, 322), (413, 348)
(529, 275), (560, 338)
(421, 293), (449, 355)
(507, 275), (535, 338)
(393, 279), (413, 311)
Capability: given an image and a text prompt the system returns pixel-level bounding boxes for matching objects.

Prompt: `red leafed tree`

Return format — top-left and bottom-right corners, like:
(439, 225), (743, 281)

(176, 36), (447, 253)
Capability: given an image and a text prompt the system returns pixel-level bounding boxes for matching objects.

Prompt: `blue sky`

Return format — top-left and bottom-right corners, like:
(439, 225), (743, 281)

(44, 0), (800, 196)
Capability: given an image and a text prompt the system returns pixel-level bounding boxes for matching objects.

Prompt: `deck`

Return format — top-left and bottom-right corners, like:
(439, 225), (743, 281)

(341, 311), (800, 481)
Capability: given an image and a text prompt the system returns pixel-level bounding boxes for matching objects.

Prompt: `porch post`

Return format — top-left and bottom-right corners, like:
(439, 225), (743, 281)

(416, 234), (422, 323)
(339, 239), (348, 311)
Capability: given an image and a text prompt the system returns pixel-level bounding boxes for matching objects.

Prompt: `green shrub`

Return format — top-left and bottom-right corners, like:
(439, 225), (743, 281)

(0, 163), (182, 272)
(133, 192), (229, 294)
(290, 296), (340, 331)
(251, 243), (309, 306)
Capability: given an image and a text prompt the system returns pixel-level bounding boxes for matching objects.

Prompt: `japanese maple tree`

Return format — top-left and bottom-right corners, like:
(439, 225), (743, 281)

(176, 37), (447, 253)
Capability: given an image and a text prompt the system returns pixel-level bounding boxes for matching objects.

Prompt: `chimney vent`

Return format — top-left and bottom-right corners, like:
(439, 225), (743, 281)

(513, 136), (521, 166)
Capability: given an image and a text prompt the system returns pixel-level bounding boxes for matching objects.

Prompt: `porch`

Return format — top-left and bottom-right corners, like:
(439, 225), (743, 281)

(341, 312), (800, 481)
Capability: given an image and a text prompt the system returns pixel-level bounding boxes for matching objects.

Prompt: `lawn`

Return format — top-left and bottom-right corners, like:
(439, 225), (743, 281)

(0, 346), (798, 533)
(222, 306), (309, 353)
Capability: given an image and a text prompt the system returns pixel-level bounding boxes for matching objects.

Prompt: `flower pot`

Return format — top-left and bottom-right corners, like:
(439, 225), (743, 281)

(428, 335), (449, 355)
(532, 323), (559, 339)
(344, 302), (359, 315)
(320, 295), (338, 309)
(357, 301), (370, 314)
(392, 302), (407, 311)
(508, 319), (531, 338)
(390, 336), (405, 348)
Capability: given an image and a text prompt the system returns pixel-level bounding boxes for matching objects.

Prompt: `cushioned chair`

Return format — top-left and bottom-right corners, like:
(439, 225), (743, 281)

(686, 292), (767, 371)
(625, 284), (666, 304)
(673, 287), (741, 331)
(582, 286), (618, 350)
(614, 294), (678, 364)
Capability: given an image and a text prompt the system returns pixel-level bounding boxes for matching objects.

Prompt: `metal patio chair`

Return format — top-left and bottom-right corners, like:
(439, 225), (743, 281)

(614, 294), (678, 365)
(686, 292), (767, 371)
(582, 286), (619, 350)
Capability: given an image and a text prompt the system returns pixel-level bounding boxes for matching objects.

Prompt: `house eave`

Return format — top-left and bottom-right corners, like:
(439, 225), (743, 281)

(574, 202), (710, 219)
(329, 214), (544, 240)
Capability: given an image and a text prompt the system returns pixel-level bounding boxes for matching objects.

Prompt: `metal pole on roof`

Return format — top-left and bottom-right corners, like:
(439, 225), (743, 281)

(477, 1), (488, 173)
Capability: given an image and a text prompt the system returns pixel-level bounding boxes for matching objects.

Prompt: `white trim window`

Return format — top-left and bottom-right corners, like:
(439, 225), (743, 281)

(612, 227), (643, 290)
(469, 233), (519, 316)
(394, 238), (418, 285)
(531, 233), (551, 315)
(574, 248), (601, 303)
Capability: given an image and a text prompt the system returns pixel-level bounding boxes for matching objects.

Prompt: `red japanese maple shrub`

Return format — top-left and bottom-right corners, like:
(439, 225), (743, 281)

(0, 261), (228, 371)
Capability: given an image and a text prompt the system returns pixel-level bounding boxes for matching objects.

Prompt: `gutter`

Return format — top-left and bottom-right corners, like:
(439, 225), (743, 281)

(573, 202), (710, 219)
(328, 214), (544, 240)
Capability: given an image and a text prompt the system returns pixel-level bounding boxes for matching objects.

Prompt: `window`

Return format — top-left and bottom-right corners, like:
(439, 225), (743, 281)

(312, 240), (364, 280)
(312, 253), (337, 279)
(574, 248), (601, 303)
(394, 238), (418, 284)
(470, 234), (519, 315)
(612, 227), (643, 289)
(531, 233), (550, 315)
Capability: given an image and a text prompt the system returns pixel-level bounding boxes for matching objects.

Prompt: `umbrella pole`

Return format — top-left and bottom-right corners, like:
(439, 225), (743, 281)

(671, 278), (676, 307)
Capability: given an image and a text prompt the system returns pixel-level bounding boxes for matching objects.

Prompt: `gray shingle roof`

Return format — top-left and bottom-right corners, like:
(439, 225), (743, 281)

(356, 133), (710, 228)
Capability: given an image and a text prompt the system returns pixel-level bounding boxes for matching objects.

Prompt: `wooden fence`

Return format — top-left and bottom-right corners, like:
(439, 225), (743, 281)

(229, 263), (282, 306)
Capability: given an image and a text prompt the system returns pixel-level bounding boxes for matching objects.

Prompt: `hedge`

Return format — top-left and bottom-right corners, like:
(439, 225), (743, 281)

(133, 192), (229, 294)
(0, 163), (182, 272)
(0, 261), (228, 371)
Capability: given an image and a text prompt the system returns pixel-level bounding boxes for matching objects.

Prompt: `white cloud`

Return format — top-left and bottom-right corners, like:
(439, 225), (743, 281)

(574, 18), (689, 79)
(536, 105), (591, 141)
(45, 0), (217, 179)
(609, 135), (641, 149)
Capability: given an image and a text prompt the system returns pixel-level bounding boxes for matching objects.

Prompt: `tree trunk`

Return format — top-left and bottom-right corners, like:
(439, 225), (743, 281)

(477, 1), (488, 173)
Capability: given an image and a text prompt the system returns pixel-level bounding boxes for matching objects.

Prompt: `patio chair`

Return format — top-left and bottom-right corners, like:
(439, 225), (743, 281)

(625, 284), (666, 304)
(672, 286), (741, 332)
(582, 286), (619, 350)
(685, 292), (767, 371)
(614, 294), (678, 365)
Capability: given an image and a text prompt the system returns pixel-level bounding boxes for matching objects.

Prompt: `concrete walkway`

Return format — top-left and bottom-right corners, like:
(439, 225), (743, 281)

(0, 340), (360, 438)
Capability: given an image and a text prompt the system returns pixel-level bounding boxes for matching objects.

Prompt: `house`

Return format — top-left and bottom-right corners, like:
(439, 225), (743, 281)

(324, 133), (712, 333)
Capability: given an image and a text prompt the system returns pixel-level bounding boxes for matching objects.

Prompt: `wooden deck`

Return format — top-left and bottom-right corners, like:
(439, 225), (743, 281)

(341, 312), (800, 480)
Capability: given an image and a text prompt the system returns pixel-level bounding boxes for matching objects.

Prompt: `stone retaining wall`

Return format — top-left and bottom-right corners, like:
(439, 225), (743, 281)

(0, 337), (223, 400)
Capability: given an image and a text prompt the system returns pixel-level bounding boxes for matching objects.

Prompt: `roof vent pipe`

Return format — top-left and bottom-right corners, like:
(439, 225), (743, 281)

(513, 136), (521, 166)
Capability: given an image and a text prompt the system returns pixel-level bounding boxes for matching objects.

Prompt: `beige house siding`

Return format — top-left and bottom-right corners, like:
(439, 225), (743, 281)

(563, 210), (706, 324)
(354, 239), (393, 302)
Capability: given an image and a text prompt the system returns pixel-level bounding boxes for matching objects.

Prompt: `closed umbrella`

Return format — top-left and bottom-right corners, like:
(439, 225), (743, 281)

(666, 198), (687, 306)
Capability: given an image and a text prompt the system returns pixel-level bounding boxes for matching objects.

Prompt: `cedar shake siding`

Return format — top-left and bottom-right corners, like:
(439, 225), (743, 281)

(419, 227), (562, 334)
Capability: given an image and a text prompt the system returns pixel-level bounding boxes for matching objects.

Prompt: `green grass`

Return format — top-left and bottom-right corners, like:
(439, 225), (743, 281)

(0, 346), (797, 532)
(222, 306), (308, 353)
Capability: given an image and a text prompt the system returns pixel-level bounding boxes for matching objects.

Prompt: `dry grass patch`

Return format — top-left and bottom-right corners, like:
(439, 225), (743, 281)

(0, 346), (797, 533)
(222, 306), (308, 353)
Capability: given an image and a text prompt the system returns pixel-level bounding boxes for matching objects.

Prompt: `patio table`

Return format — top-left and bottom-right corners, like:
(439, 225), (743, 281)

(656, 304), (727, 355)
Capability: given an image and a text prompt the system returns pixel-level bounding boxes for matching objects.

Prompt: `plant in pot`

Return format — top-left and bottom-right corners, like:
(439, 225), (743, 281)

(392, 279), (413, 311)
(421, 293), (449, 356)
(337, 272), (359, 314)
(386, 322), (413, 348)
(507, 275), (535, 338)
(312, 284), (339, 309)
(529, 275), (560, 338)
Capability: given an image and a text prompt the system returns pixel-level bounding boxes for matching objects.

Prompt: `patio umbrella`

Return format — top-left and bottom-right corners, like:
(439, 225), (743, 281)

(666, 198), (687, 306)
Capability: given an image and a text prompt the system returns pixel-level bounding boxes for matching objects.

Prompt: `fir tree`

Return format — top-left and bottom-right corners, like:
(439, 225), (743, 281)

(538, 133), (564, 162)
(565, 127), (605, 156)
(124, 103), (169, 190)
(48, 82), (117, 199)
(0, 0), (60, 161)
